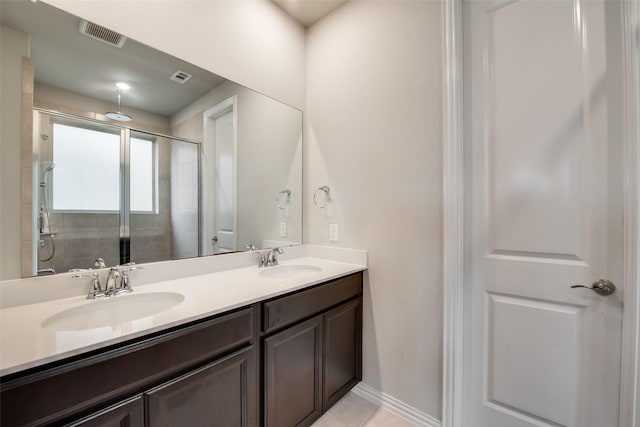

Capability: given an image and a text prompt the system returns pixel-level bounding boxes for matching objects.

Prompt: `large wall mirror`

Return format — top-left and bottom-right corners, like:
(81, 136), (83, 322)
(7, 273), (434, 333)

(0, 0), (303, 279)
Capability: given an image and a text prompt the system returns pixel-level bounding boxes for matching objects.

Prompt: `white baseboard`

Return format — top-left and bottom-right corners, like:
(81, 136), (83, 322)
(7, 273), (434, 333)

(351, 382), (442, 427)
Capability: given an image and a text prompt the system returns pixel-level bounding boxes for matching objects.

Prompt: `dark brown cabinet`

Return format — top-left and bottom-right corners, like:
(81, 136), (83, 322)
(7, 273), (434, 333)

(147, 346), (256, 427)
(262, 273), (363, 427)
(0, 272), (362, 427)
(0, 307), (257, 427)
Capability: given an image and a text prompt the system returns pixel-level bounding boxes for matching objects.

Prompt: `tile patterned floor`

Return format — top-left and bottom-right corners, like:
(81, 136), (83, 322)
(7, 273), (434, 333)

(311, 392), (417, 426)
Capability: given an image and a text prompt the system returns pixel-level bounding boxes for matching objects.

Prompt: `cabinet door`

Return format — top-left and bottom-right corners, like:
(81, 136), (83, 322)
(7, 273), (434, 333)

(323, 298), (362, 410)
(66, 395), (144, 427)
(264, 316), (322, 427)
(146, 346), (256, 427)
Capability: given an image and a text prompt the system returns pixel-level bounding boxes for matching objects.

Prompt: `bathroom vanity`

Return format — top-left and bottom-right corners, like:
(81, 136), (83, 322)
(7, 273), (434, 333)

(0, 252), (365, 427)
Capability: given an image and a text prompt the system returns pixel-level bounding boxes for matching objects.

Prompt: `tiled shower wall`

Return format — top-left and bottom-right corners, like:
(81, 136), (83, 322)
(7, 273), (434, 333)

(170, 140), (199, 259)
(38, 212), (120, 273)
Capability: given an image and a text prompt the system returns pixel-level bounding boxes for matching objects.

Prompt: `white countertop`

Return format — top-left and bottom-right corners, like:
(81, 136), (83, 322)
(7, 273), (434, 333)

(0, 254), (366, 377)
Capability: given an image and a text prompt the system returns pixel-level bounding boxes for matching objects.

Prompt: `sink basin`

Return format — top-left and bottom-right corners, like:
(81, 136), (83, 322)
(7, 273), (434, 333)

(41, 292), (185, 331)
(259, 265), (322, 280)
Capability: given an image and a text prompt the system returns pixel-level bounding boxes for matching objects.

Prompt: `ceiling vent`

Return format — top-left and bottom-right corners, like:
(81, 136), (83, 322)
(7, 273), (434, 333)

(79, 20), (127, 48)
(170, 71), (192, 84)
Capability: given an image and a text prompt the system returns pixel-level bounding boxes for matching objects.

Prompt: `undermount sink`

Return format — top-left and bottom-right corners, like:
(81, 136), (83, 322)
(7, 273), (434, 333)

(41, 292), (185, 331)
(259, 264), (322, 280)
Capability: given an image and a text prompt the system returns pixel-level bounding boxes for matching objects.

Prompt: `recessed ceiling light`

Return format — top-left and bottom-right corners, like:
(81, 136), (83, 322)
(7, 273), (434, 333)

(116, 82), (131, 91)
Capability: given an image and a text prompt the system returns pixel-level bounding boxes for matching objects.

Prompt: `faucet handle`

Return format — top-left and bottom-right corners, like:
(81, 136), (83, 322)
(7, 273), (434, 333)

(267, 247), (284, 267)
(111, 264), (141, 295)
(254, 250), (268, 268)
(73, 272), (107, 299)
(118, 271), (134, 294)
(111, 270), (134, 296)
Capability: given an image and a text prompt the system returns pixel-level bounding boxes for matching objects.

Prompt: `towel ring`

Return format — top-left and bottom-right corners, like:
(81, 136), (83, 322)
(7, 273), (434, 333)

(277, 189), (291, 209)
(313, 186), (331, 208)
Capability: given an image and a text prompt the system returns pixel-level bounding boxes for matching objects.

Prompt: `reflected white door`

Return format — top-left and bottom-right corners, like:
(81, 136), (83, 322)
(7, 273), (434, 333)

(463, 0), (625, 426)
(213, 109), (235, 253)
(203, 96), (237, 256)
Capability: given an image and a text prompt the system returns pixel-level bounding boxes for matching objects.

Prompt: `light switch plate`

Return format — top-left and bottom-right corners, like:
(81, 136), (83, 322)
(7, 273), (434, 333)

(280, 222), (287, 237)
(329, 223), (339, 242)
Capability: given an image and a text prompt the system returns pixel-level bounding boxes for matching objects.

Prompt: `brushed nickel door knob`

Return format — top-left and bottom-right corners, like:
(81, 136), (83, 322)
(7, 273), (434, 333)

(570, 279), (616, 296)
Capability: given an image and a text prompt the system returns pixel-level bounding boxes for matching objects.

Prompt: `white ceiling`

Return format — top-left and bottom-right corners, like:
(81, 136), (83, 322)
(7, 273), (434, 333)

(0, 1), (226, 118)
(271, 0), (348, 27)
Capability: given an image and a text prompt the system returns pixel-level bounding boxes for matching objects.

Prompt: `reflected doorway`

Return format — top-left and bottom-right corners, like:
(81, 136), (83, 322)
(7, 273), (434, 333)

(202, 96), (237, 255)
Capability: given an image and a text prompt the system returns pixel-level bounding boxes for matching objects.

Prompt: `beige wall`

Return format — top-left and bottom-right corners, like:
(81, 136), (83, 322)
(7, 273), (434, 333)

(42, 0), (306, 111)
(1, 26), (30, 280)
(306, 0), (443, 418)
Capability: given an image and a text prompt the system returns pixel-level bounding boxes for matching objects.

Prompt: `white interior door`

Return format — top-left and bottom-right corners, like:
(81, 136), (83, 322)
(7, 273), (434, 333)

(213, 109), (235, 253)
(463, 0), (625, 426)
(202, 97), (237, 256)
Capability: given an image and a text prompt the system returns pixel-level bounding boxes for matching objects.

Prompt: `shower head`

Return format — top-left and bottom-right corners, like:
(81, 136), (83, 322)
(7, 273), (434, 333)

(105, 111), (132, 121)
(106, 88), (132, 122)
(40, 163), (55, 187)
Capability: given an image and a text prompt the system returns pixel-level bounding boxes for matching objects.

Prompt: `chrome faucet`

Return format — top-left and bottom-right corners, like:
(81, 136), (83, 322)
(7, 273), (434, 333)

(266, 247), (284, 267)
(253, 248), (283, 267)
(72, 263), (142, 299)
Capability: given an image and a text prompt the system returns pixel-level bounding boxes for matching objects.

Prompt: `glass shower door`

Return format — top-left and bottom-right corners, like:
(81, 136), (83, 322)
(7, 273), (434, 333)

(129, 134), (199, 264)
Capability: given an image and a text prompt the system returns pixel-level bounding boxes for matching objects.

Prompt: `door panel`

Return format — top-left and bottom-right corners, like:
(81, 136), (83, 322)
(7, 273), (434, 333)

(146, 347), (255, 427)
(485, 293), (583, 426)
(323, 298), (362, 409)
(486, 0), (585, 259)
(463, 0), (624, 426)
(264, 316), (322, 427)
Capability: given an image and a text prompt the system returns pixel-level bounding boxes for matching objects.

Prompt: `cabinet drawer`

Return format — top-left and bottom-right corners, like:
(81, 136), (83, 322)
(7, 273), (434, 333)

(263, 273), (362, 334)
(1, 306), (255, 427)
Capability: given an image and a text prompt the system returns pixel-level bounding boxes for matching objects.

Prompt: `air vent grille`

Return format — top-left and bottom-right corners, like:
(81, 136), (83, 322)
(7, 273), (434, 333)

(79, 20), (127, 48)
(170, 71), (193, 84)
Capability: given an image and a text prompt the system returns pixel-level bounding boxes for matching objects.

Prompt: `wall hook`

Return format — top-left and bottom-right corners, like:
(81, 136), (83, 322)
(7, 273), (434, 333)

(313, 186), (331, 208)
(277, 189), (291, 209)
